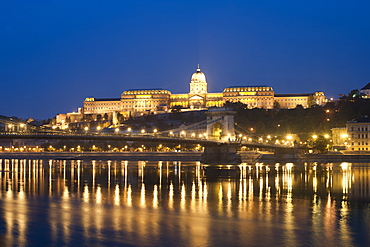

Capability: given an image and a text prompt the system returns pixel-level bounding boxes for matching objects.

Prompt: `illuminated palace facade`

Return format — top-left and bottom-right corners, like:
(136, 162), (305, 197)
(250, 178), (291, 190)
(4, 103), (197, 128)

(84, 66), (325, 115)
(57, 66), (326, 124)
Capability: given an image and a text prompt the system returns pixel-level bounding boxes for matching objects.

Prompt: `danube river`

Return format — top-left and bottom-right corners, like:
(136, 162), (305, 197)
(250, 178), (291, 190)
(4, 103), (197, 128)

(0, 159), (369, 246)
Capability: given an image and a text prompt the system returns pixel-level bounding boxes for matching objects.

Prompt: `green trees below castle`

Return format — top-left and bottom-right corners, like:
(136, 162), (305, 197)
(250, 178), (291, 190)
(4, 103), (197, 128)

(226, 90), (370, 141)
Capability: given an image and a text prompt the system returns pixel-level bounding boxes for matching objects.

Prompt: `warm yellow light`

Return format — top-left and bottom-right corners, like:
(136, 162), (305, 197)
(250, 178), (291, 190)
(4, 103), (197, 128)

(267, 135), (271, 139)
(324, 134), (330, 139)
(8, 124), (13, 128)
(97, 126), (101, 130)
(239, 92), (256, 96)
(20, 124), (25, 128)
(312, 135), (318, 139)
(136, 95), (151, 99)
(341, 134), (348, 138)
(115, 128), (119, 132)
(141, 129), (145, 133)
(153, 129), (158, 133)
(127, 127), (132, 132)
(286, 135), (293, 140)
(84, 127), (89, 131)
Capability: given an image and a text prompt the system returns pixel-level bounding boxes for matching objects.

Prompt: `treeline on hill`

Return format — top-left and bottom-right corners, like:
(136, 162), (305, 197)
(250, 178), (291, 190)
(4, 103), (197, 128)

(226, 89), (370, 141)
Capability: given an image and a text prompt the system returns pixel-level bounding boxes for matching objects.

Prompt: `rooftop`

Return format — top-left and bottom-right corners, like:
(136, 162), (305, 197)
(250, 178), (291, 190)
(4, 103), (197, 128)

(348, 115), (370, 123)
(275, 93), (311, 97)
(361, 82), (370, 90)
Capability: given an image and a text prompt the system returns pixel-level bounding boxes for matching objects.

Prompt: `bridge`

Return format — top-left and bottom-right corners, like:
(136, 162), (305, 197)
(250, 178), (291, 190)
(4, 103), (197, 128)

(0, 108), (301, 163)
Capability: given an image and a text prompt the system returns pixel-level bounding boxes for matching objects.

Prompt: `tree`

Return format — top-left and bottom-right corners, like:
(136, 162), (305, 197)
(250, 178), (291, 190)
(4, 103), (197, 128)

(171, 105), (183, 113)
(313, 135), (331, 153)
(348, 89), (361, 101)
(273, 101), (280, 109)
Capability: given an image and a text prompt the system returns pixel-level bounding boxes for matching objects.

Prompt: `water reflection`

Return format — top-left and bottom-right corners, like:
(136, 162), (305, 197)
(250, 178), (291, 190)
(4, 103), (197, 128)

(0, 159), (369, 246)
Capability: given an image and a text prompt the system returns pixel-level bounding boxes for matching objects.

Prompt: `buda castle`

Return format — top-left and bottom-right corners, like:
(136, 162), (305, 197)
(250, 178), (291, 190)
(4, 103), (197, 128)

(56, 65), (326, 125)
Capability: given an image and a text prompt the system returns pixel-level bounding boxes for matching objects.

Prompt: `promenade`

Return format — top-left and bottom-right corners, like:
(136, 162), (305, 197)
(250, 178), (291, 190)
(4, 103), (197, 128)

(2, 151), (370, 163)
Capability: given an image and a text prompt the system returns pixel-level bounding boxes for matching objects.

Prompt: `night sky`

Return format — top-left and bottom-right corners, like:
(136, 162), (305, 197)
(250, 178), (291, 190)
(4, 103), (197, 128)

(1, 1), (369, 119)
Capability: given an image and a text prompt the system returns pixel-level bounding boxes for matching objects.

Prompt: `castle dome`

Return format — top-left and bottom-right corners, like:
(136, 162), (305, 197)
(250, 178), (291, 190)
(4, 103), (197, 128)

(191, 64), (206, 83)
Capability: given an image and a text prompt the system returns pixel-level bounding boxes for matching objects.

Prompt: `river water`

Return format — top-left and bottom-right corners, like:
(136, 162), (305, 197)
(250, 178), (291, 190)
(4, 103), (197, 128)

(0, 159), (369, 246)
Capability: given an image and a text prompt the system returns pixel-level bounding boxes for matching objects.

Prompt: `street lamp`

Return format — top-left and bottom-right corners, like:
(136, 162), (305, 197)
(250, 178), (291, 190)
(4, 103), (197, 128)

(84, 126), (89, 133)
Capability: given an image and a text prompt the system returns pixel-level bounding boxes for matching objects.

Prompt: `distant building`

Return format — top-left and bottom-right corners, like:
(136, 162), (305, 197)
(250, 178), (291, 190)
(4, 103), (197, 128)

(275, 92), (326, 109)
(56, 65), (326, 125)
(360, 82), (370, 97)
(347, 116), (370, 151)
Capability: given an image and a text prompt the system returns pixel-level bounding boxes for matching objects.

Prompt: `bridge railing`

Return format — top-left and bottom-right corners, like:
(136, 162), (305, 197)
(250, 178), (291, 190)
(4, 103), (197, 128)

(0, 131), (300, 149)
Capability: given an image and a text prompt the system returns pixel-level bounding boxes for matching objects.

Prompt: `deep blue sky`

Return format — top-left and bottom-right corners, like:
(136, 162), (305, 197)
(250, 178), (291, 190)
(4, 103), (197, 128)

(1, 1), (369, 119)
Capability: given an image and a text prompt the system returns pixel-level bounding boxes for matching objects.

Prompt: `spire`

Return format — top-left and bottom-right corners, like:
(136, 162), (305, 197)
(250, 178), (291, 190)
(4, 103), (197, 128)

(197, 64), (201, 72)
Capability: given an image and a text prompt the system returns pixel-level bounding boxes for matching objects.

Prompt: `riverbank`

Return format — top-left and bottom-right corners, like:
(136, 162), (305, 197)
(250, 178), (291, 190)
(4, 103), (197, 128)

(251, 152), (370, 163)
(297, 153), (370, 163)
(0, 151), (202, 161)
(2, 151), (370, 163)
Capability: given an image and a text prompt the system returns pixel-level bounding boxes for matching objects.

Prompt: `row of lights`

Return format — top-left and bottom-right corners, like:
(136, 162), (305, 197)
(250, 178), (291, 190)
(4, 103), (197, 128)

(7, 123), (26, 130)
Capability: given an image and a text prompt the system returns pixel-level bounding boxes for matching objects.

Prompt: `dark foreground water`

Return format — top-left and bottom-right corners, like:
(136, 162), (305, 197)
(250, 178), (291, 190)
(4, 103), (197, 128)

(0, 159), (369, 246)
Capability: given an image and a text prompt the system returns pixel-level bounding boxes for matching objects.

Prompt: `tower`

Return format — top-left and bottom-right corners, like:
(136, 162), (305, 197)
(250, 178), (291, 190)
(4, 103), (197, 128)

(188, 65), (208, 109)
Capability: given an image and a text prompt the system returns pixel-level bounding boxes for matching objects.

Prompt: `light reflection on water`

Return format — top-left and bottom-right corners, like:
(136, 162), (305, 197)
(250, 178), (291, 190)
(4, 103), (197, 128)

(0, 159), (369, 246)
